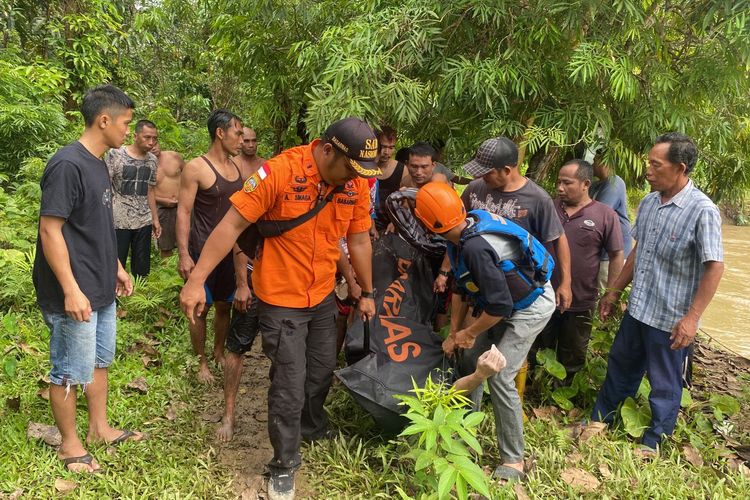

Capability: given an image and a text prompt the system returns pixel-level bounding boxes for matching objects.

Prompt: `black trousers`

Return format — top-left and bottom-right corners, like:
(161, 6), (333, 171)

(116, 226), (152, 278)
(258, 293), (337, 471)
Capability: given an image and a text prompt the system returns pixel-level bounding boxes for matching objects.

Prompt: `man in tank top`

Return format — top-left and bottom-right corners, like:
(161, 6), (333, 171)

(176, 109), (246, 383)
(373, 126), (407, 233)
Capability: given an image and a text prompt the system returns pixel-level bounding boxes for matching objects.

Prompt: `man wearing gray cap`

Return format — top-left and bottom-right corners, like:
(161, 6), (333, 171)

(459, 137), (572, 312)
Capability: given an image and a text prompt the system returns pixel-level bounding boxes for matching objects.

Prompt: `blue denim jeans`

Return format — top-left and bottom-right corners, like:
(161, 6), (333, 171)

(43, 301), (117, 387)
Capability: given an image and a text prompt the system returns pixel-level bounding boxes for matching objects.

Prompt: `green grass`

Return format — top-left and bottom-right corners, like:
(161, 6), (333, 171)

(303, 385), (750, 499)
(1, 258), (749, 499)
(0, 260), (234, 498)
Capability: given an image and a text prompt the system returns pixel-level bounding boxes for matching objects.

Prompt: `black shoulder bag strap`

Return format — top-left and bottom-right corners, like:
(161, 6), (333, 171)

(237, 184), (344, 257)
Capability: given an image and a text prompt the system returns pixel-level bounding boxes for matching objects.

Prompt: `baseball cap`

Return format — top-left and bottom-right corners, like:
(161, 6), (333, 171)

(463, 137), (518, 178)
(324, 117), (382, 178)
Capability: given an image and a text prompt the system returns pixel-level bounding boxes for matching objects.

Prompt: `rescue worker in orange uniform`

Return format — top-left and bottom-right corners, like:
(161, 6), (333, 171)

(180, 117), (379, 500)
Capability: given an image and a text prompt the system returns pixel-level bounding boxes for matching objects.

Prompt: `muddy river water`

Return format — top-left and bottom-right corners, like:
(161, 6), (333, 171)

(701, 225), (750, 357)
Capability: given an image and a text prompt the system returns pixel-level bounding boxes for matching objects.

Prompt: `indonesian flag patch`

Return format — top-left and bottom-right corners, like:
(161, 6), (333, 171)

(243, 164), (270, 193)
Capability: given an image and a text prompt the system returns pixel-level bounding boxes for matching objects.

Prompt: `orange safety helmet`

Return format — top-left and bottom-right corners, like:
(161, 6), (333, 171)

(414, 182), (466, 234)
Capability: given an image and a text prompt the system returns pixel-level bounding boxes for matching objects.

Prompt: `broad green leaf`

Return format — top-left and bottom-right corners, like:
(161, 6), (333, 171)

(456, 428), (482, 454)
(637, 377), (651, 400)
(438, 426), (454, 448)
(551, 385), (577, 410)
(709, 394), (740, 416)
(415, 449), (433, 472)
(620, 397), (651, 438)
(451, 457), (492, 498)
(425, 429), (437, 451)
(680, 388), (693, 407)
(3, 357), (17, 378)
(455, 473), (468, 500)
(433, 404), (446, 426)
(462, 411), (485, 428)
(400, 423), (431, 436)
(445, 409), (464, 426)
(537, 349), (566, 379)
(433, 457), (449, 474)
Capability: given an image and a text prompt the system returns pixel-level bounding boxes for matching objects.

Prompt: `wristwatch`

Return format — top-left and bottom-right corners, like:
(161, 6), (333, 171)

(361, 290), (375, 299)
(438, 270), (451, 278)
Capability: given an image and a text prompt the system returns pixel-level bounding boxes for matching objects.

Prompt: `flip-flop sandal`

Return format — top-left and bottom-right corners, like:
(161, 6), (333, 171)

(493, 464), (527, 483)
(62, 453), (102, 473)
(634, 444), (657, 459)
(110, 429), (143, 446)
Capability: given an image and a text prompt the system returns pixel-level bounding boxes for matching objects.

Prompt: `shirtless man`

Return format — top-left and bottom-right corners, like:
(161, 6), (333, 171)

(401, 141), (449, 189)
(153, 140), (185, 258)
(176, 109), (246, 383)
(236, 127), (265, 178)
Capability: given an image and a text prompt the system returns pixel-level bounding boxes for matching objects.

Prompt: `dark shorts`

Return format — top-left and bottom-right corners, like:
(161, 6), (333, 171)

(157, 206), (177, 251)
(190, 250), (235, 304)
(226, 297), (260, 354)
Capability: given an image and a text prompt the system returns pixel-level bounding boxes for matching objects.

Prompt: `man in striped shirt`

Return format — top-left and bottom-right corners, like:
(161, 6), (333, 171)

(592, 132), (724, 455)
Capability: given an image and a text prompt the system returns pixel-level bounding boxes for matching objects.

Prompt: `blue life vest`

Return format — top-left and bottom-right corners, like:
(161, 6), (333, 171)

(447, 210), (555, 311)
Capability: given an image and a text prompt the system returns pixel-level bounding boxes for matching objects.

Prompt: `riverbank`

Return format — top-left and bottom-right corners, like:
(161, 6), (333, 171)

(1, 264), (748, 498)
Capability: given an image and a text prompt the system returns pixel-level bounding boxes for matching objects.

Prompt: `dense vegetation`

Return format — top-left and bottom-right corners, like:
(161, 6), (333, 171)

(1, 0), (750, 497)
(3, 0), (750, 199)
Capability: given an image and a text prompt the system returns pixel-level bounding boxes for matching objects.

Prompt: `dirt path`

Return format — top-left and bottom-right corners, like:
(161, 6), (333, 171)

(199, 343), (278, 499)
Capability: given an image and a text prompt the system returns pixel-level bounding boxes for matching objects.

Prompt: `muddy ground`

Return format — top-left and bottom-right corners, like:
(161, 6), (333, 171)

(199, 342), (313, 500)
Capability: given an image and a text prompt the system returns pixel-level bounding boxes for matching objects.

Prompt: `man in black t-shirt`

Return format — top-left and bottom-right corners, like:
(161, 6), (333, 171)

(33, 85), (143, 473)
(459, 137), (572, 311)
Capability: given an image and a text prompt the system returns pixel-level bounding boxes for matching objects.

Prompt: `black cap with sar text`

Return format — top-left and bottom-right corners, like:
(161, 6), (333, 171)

(324, 117), (381, 178)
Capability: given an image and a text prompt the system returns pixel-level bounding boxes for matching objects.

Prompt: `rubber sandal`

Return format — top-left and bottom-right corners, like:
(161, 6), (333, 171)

(62, 453), (101, 473)
(110, 429), (143, 446)
(634, 444), (658, 459)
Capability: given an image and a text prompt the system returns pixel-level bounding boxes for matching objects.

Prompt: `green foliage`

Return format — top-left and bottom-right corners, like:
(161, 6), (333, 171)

(210, 0), (750, 201)
(620, 396), (652, 438)
(0, 56), (67, 174)
(396, 376), (491, 500)
(536, 348), (567, 380)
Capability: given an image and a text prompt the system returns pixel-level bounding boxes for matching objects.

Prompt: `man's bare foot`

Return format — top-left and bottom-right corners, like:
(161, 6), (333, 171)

(213, 351), (226, 368)
(58, 442), (101, 473)
(216, 416), (235, 442)
(197, 363), (215, 384)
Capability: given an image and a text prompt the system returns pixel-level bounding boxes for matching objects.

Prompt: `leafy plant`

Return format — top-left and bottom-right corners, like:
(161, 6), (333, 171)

(396, 376), (491, 500)
(620, 396), (652, 438)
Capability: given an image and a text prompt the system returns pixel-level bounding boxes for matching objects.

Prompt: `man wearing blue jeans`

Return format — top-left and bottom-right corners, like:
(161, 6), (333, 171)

(593, 133), (724, 455)
(33, 85), (143, 473)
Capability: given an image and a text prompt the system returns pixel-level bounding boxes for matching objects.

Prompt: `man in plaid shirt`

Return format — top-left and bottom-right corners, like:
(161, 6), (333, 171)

(592, 132), (724, 456)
